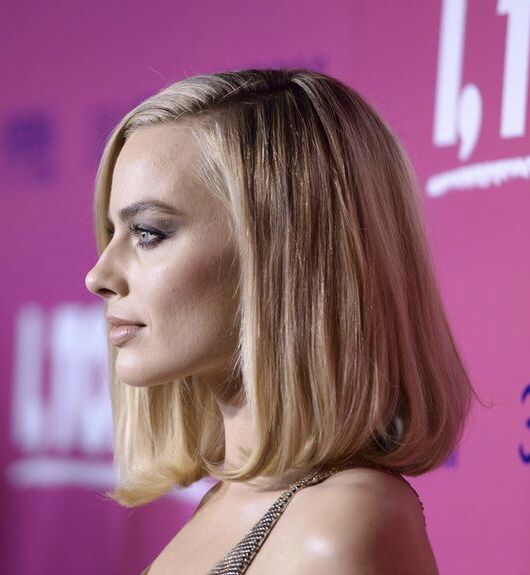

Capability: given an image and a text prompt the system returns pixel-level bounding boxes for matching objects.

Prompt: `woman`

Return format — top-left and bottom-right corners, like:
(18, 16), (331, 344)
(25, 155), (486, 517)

(85, 68), (481, 574)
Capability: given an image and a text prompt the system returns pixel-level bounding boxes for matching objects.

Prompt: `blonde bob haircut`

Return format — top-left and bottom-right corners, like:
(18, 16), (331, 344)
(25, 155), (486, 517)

(90, 68), (484, 507)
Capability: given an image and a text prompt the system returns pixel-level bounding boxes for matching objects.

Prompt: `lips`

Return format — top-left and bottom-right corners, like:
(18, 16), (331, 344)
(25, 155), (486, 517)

(107, 315), (146, 346)
(107, 314), (146, 328)
(109, 325), (144, 346)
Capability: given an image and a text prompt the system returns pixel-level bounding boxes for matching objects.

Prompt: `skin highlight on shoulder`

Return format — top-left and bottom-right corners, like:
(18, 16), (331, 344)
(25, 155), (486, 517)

(276, 468), (439, 575)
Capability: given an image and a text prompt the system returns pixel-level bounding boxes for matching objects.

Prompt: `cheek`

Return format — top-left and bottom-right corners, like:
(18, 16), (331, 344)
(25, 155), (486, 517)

(147, 244), (240, 348)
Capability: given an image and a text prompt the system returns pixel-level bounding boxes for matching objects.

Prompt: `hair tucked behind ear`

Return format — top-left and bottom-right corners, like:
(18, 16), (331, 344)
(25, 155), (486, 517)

(90, 68), (488, 507)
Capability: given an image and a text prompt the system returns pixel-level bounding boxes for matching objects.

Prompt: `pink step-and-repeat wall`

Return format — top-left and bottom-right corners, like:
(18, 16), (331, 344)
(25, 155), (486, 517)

(2, 1), (529, 573)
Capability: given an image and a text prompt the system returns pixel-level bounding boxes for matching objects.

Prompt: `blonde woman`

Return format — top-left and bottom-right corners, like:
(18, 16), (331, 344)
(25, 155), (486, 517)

(85, 68), (482, 574)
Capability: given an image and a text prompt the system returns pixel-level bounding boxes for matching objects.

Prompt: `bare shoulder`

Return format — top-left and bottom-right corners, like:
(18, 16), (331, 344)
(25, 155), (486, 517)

(284, 467), (439, 575)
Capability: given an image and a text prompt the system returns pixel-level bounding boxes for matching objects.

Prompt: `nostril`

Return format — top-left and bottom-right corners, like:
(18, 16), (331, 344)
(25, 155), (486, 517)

(96, 287), (116, 299)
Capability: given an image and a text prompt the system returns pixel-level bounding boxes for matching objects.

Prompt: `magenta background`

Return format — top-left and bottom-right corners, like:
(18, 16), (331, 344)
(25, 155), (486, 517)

(2, 1), (529, 574)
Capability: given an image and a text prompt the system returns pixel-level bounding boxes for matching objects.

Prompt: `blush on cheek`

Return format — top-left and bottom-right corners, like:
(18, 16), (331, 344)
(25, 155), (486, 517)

(147, 245), (240, 378)
(170, 241), (239, 305)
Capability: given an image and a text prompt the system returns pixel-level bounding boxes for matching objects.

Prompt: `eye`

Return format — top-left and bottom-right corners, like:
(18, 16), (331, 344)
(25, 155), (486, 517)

(103, 223), (167, 249)
(128, 224), (166, 249)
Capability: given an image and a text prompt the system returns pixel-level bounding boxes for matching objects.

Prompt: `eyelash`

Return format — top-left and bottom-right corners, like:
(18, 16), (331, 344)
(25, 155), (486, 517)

(106, 224), (166, 249)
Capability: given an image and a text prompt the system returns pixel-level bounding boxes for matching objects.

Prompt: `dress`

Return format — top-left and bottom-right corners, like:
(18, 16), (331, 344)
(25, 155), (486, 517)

(140, 461), (425, 574)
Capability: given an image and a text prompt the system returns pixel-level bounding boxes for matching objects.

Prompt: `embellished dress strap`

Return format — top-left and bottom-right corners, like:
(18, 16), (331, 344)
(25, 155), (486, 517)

(207, 460), (426, 574)
(207, 462), (361, 575)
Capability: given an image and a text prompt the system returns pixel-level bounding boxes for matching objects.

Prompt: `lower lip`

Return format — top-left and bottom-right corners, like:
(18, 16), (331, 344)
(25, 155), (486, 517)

(109, 325), (145, 346)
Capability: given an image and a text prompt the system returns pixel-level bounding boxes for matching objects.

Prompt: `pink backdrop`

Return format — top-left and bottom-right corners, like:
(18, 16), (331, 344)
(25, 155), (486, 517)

(2, 1), (529, 573)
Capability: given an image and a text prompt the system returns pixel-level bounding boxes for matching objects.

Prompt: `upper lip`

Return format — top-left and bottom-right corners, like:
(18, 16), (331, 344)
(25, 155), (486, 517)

(107, 315), (146, 327)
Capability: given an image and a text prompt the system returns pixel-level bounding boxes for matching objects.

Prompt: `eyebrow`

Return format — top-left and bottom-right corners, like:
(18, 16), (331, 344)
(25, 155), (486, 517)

(107, 200), (182, 223)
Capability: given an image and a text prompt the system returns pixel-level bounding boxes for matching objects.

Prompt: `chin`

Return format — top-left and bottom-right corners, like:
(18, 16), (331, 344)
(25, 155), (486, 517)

(114, 361), (159, 387)
(114, 358), (182, 388)
(119, 374), (174, 388)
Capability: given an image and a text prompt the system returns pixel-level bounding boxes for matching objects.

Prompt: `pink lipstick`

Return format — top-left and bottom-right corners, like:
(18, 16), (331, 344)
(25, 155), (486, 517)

(109, 324), (144, 346)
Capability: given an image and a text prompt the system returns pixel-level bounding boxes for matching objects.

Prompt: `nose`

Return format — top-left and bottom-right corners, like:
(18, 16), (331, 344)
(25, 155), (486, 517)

(85, 263), (109, 298)
(84, 249), (127, 299)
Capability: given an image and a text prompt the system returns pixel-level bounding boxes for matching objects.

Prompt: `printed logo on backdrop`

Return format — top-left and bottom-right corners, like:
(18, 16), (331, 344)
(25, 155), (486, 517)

(429, 0), (530, 197)
(519, 383), (530, 464)
(1, 111), (58, 185)
(6, 303), (210, 503)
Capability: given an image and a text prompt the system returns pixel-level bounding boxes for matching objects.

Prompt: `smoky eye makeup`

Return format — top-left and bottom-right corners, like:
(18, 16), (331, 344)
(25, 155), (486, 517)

(128, 223), (169, 248)
(105, 217), (177, 248)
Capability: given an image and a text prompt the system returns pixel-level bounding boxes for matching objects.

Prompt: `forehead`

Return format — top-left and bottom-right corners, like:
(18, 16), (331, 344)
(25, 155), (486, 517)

(108, 122), (206, 214)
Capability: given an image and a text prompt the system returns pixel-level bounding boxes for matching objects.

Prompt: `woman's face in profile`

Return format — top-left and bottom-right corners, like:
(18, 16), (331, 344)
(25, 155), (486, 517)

(85, 123), (240, 389)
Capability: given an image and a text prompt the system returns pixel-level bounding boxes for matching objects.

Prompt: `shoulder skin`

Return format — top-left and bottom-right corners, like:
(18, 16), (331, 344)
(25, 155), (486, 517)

(282, 468), (440, 575)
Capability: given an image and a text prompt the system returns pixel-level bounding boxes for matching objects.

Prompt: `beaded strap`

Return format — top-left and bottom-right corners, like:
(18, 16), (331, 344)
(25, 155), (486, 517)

(206, 464), (341, 574)
(207, 461), (425, 574)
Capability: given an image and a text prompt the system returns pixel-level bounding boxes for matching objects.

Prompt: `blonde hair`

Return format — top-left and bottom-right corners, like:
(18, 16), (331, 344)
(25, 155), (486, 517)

(90, 68), (486, 507)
